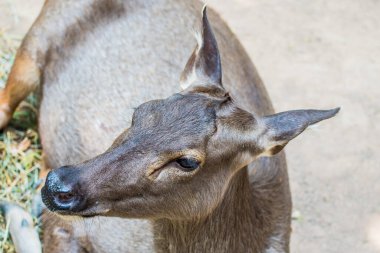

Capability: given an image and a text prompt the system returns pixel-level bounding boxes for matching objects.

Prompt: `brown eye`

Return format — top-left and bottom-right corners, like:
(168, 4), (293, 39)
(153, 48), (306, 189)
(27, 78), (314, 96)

(176, 157), (200, 172)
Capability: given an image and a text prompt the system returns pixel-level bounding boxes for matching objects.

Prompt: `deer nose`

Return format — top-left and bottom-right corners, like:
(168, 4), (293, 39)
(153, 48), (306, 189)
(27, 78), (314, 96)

(41, 167), (85, 212)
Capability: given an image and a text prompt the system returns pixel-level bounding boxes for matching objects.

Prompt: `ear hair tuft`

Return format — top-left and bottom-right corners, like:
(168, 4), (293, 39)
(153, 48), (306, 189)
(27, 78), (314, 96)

(179, 5), (223, 90)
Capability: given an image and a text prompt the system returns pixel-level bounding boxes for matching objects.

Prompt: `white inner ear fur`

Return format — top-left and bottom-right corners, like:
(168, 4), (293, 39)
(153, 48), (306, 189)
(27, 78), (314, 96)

(253, 120), (288, 158)
(180, 67), (197, 90)
(180, 32), (203, 90)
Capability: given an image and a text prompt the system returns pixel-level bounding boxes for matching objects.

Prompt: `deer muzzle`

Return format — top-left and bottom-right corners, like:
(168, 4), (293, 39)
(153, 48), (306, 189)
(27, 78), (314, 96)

(42, 166), (87, 214)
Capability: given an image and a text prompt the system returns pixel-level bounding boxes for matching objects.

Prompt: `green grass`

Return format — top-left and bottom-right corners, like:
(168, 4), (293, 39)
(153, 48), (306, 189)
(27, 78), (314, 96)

(0, 31), (42, 253)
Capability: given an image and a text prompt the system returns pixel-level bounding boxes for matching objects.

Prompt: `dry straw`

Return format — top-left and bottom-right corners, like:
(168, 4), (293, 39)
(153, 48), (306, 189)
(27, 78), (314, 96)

(0, 31), (42, 253)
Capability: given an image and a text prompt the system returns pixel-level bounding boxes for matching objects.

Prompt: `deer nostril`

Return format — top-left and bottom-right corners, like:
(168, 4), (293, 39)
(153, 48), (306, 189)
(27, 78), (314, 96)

(55, 192), (76, 204)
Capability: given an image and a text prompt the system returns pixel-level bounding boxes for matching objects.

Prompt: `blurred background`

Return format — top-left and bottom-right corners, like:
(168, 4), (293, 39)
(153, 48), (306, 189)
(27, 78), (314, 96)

(0, 0), (379, 252)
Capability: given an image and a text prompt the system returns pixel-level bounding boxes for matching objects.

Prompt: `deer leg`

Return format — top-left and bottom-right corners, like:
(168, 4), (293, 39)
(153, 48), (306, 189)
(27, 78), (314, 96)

(0, 0), (106, 130)
(0, 52), (40, 129)
(0, 201), (42, 253)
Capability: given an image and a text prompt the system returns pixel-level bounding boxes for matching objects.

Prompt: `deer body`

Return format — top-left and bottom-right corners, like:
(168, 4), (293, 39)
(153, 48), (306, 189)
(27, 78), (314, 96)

(0, 1), (338, 252)
(35, 2), (290, 252)
(37, 0), (273, 167)
(39, 3), (289, 251)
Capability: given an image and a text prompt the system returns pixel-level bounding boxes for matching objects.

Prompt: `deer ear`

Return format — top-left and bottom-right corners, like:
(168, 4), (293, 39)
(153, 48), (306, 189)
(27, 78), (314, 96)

(258, 108), (340, 156)
(180, 6), (223, 90)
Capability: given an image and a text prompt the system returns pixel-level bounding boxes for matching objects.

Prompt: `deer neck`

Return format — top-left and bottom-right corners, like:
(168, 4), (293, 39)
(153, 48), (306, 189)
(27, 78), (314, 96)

(152, 168), (267, 253)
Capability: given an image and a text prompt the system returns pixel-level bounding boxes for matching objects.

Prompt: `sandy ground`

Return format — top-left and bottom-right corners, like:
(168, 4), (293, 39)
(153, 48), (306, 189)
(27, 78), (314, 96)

(1, 0), (380, 252)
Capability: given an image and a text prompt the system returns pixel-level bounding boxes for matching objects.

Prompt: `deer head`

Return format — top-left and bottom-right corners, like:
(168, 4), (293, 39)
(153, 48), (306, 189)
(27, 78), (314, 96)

(41, 7), (339, 220)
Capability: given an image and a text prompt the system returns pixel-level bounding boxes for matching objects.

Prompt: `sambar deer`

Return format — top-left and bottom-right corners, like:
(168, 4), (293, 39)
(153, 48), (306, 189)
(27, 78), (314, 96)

(0, 0), (338, 252)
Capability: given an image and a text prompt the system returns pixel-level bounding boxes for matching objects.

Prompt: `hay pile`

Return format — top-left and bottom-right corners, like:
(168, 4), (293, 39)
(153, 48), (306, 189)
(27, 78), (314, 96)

(0, 31), (42, 253)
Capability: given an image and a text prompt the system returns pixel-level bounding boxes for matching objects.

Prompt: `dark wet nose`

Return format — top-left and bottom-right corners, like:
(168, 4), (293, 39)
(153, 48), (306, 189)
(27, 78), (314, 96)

(41, 166), (86, 212)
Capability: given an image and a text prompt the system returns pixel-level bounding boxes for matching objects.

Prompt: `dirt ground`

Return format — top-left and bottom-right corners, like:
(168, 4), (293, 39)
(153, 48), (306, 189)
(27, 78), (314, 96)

(1, 0), (379, 252)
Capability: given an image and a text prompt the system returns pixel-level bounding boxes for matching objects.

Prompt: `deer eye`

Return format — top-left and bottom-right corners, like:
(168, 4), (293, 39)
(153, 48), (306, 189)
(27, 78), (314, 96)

(176, 157), (200, 172)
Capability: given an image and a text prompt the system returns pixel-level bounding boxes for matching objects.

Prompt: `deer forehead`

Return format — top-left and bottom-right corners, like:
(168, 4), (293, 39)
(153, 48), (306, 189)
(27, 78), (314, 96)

(130, 94), (218, 137)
